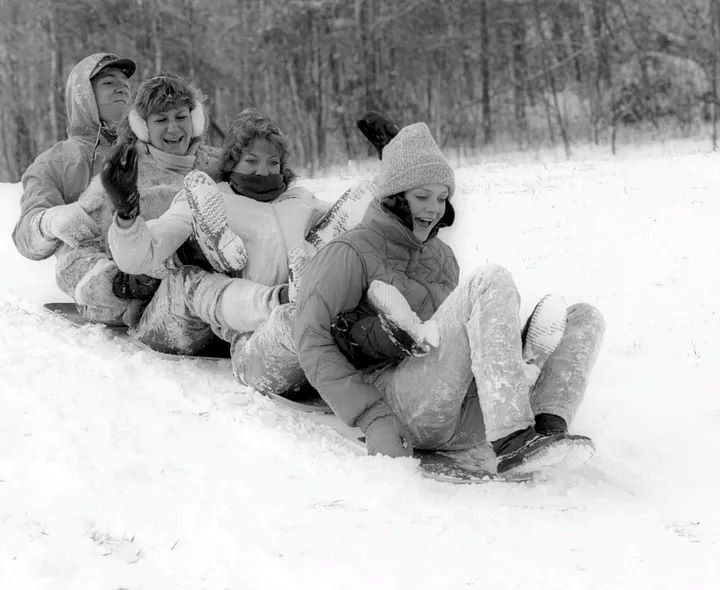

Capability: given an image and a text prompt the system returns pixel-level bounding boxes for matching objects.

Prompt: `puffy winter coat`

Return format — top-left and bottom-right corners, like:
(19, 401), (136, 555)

(294, 197), (459, 428)
(108, 181), (330, 287)
(13, 53), (120, 260)
(54, 141), (223, 305)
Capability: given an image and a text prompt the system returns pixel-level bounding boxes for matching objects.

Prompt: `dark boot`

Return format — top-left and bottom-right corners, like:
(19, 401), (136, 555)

(356, 111), (400, 159)
(534, 413), (568, 435)
(491, 426), (594, 477)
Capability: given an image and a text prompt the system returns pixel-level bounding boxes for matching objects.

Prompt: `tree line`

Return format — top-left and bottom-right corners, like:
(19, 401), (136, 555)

(2, 0), (720, 182)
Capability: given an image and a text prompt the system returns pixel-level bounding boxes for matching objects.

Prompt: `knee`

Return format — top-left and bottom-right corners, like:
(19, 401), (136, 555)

(469, 263), (519, 298)
(568, 303), (606, 338)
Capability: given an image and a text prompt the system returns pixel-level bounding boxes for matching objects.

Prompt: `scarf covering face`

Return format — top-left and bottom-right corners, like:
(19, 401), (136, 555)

(146, 142), (198, 174)
(229, 172), (286, 202)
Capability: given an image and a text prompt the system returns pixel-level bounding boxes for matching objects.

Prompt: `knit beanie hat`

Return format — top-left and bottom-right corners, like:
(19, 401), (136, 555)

(374, 122), (455, 200)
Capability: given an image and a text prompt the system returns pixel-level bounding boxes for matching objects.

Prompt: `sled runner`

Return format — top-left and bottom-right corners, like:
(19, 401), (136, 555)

(43, 302), (231, 361)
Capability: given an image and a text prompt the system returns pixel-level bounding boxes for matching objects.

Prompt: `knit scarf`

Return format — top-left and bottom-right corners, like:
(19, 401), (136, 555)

(229, 172), (286, 202)
(147, 142), (198, 174)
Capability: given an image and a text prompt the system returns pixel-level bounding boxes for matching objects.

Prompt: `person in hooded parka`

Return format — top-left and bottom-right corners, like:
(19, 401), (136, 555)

(53, 73), (224, 327)
(12, 53), (136, 261)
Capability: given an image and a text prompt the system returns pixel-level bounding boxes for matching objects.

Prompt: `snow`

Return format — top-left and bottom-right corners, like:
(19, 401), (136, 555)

(1, 148), (719, 589)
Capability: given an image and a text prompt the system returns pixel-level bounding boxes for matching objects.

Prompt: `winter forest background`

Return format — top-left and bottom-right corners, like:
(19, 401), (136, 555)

(2, 0), (720, 180)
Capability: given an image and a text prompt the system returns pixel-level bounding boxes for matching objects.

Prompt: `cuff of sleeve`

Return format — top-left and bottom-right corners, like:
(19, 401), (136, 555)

(111, 212), (142, 236)
(355, 400), (394, 433)
(31, 211), (59, 248)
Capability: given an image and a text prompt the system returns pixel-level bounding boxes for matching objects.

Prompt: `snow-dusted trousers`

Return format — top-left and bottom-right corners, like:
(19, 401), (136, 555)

(229, 303), (306, 394)
(372, 264), (605, 450)
(131, 265), (280, 355)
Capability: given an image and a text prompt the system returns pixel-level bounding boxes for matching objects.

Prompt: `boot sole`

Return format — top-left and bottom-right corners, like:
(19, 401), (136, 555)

(523, 294), (567, 366)
(500, 436), (595, 478)
(184, 171), (247, 273)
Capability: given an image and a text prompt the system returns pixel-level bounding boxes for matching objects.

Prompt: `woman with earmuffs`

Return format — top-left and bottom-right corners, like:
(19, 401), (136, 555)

(103, 108), (331, 357)
(54, 73), (223, 327)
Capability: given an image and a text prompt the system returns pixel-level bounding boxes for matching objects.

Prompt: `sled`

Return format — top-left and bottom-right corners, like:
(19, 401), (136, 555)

(262, 386), (530, 484)
(43, 302), (231, 361)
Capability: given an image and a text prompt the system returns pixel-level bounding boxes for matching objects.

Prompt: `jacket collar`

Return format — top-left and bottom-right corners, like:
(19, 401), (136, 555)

(362, 199), (425, 250)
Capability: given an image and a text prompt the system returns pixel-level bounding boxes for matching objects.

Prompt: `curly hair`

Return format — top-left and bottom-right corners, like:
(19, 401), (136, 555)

(220, 108), (296, 186)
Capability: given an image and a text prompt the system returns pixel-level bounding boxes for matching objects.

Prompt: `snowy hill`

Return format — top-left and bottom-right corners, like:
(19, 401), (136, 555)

(1, 150), (719, 589)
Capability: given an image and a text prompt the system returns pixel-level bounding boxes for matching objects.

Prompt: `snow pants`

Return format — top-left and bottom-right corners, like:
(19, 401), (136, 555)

(131, 265), (281, 355)
(229, 303), (306, 394)
(373, 264), (605, 450)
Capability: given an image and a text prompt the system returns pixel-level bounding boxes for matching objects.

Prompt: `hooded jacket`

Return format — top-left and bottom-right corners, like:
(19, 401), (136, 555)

(12, 53), (124, 260)
(53, 141), (223, 315)
(294, 197), (459, 429)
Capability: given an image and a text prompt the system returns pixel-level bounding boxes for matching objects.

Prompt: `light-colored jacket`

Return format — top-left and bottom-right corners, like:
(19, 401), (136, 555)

(54, 142), (223, 304)
(13, 53), (118, 260)
(108, 182), (330, 286)
(294, 198), (459, 428)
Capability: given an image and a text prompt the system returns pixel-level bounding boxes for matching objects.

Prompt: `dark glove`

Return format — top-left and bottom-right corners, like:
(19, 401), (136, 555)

(101, 139), (140, 220)
(363, 414), (414, 458)
(356, 111), (400, 159)
(112, 272), (161, 301)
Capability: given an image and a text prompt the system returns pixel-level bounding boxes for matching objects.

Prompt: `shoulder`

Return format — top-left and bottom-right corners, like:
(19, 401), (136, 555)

(338, 223), (387, 252)
(31, 139), (87, 168)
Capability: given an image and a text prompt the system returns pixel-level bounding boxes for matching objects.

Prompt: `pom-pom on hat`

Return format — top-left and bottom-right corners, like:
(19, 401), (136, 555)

(374, 122), (454, 200)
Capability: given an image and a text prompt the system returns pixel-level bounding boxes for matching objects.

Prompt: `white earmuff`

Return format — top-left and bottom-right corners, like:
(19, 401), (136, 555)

(128, 109), (149, 142)
(190, 101), (205, 137)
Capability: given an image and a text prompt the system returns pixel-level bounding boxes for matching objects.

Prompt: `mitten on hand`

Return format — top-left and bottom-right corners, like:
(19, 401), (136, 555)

(101, 140), (140, 221)
(365, 415), (414, 458)
(112, 272), (161, 301)
(358, 404), (413, 458)
(39, 203), (100, 247)
(356, 111), (401, 159)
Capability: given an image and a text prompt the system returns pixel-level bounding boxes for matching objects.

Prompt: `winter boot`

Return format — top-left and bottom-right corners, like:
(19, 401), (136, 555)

(306, 180), (377, 250)
(356, 111), (400, 159)
(534, 413), (568, 435)
(522, 293), (567, 383)
(492, 426), (595, 477)
(367, 280), (439, 356)
(184, 170), (248, 274)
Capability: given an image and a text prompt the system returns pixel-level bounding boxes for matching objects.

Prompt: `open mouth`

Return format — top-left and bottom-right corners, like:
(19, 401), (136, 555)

(163, 137), (186, 148)
(414, 217), (435, 229)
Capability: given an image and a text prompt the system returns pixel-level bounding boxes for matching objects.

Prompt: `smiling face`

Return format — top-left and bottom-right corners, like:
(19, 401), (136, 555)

(91, 67), (131, 125)
(146, 106), (193, 155)
(232, 138), (281, 176)
(404, 183), (449, 241)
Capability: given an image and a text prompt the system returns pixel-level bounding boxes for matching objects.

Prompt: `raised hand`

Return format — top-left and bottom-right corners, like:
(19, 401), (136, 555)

(101, 139), (140, 221)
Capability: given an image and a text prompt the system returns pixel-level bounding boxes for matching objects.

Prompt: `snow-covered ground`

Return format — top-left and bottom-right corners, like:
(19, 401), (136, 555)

(1, 148), (719, 589)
